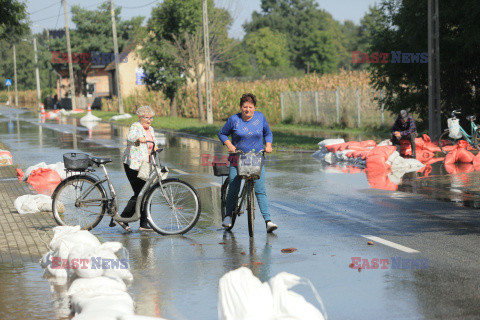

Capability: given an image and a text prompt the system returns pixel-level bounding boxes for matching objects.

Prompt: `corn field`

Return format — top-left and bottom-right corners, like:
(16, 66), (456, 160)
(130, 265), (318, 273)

(2, 71), (387, 127)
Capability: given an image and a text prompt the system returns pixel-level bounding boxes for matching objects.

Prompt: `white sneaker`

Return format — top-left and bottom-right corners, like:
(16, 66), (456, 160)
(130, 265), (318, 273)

(266, 221), (278, 233)
(222, 216), (232, 228)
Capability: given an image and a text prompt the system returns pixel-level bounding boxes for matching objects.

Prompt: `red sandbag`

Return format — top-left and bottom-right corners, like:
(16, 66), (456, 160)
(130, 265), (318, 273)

(416, 150), (434, 164)
(365, 146), (396, 174)
(27, 168), (62, 196)
(444, 140), (472, 164)
(417, 164), (432, 177)
(351, 150), (370, 160)
(16, 168), (24, 181)
(474, 153), (480, 171)
(444, 163), (475, 174)
(326, 142), (348, 153)
(360, 140), (377, 148)
(365, 169), (398, 191)
(456, 149), (474, 163)
(399, 140), (412, 156)
(345, 141), (369, 151)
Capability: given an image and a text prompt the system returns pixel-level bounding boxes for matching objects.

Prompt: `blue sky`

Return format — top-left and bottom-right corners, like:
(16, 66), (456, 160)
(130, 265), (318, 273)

(28, 0), (378, 39)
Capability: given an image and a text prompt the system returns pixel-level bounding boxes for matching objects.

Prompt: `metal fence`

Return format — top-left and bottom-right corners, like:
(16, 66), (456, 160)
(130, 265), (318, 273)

(280, 88), (389, 127)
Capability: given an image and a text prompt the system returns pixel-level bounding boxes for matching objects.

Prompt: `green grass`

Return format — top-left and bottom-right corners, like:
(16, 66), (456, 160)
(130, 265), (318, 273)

(79, 111), (388, 151)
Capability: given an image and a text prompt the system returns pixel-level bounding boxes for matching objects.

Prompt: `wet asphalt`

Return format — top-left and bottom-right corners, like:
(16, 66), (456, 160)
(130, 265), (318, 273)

(0, 106), (479, 319)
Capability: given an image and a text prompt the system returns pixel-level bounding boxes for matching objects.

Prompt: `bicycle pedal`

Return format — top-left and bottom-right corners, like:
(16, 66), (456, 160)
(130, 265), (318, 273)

(108, 219), (116, 227)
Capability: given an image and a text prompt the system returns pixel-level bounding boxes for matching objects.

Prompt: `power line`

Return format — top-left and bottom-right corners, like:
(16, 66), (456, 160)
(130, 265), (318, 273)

(55, 2), (63, 29)
(116, 0), (158, 10)
(29, 1), (59, 15)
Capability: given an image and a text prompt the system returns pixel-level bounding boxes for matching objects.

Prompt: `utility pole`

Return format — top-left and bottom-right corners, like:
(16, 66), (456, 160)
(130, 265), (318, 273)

(203, 0), (213, 124)
(63, 0), (76, 110)
(13, 45), (18, 107)
(33, 37), (42, 110)
(428, 0), (441, 139)
(110, 0), (124, 114)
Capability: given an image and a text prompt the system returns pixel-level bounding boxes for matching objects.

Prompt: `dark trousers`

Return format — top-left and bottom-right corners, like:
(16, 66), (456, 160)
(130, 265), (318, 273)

(391, 132), (417, 158)
(122, 163), (148, 225)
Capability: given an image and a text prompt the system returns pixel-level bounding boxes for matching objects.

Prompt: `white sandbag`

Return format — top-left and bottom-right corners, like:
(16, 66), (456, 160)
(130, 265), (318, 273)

(386, 151), (400, 166)
(318, 139), (345, 148)
(80, 114), (102, 122)
(68, 243), (104, 278)
(334, 149), (354, 162)
(270, 272), (326, 320)
(73, 292), (135, 315)
(218, 267), (327, 320)
(323, 153), (334, 164)
(22, 162), (48, 181)
(14, 194), (52, 214)
(378, 139), (393, 146)
(40, 250), (53, 268)
(50, 227), (101, 253)
(68, 276), (127, 297)
(72, 310), (121, 320)
(218, 267), (274, 320)
(111, 113), (132, 121)
(311, 150), (329, 162)
(47, 162), (66, 180)
(46, 263), (68, 278)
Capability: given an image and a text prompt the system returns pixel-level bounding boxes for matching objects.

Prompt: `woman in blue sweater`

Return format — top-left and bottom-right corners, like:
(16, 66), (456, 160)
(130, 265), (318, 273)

(218, 93), (278, 233)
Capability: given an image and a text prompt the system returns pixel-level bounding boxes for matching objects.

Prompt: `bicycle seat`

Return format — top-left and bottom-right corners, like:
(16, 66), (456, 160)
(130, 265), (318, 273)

(466, 115), (476, 122)
(89, 156), (112, 165)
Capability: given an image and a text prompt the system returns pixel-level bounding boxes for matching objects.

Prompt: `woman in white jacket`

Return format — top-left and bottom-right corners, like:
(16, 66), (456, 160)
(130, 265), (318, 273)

(118, 105), (157, 232)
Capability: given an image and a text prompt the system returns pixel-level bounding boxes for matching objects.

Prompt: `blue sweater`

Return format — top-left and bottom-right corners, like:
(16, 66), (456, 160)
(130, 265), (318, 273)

(218, 111), (273, 152)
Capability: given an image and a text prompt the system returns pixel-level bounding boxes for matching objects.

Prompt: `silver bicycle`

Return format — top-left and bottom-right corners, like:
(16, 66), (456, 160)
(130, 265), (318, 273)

(51, 141), (201, 235)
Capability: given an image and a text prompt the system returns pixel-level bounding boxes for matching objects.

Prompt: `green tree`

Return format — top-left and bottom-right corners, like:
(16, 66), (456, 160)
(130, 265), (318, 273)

(0, 0), (28, 40)
(49, 2), (144, 97)
(244, 27), (289, 74)
(368, 0), (480, 126)
(244, 0), (345, 72)
(300, 30), (338, 74)
(141, 0), (234, 119)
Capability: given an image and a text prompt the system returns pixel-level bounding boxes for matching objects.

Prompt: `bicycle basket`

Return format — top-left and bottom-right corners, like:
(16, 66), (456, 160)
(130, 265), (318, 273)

(213, 162), (229, 176)
(63, 153), (91, 171)
(236, 153), (264, 177)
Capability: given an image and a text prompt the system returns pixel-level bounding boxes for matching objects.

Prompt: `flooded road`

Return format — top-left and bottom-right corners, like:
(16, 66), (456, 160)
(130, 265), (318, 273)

(0, 106), (480, 319)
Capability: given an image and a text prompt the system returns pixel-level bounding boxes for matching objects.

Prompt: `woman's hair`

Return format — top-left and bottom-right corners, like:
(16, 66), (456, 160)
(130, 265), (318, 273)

(136, 105), (155, 117)
(239, 93), (256, 107)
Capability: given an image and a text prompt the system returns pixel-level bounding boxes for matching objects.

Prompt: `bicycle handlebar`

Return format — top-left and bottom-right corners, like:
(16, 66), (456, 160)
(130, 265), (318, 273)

(451, 110), (461, 117)
(229, 149), (265, 156)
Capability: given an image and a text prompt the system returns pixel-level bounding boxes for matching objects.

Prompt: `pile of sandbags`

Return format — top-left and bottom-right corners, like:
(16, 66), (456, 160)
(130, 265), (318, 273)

(0, 149), (13, 165)
(111, 113), (133, 121)
(218, 267), (327, 320)
(39, 226), (145, 320)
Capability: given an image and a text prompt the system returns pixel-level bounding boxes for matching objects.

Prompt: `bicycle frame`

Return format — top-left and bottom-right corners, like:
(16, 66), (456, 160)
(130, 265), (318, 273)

(458, 121), (478, 145)
(72, 149), (170, 223)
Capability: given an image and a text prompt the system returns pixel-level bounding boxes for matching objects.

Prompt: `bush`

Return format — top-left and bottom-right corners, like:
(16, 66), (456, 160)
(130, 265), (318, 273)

(0, 94), (8, 103)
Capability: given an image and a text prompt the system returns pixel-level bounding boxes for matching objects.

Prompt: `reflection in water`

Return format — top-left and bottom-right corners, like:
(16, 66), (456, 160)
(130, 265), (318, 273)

(0, 263), (58, 319)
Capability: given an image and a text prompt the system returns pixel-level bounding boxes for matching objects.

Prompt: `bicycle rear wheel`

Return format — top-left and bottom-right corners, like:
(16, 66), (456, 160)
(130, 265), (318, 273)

(144, 178), (201, 235)
(246, 180), (255, 237)
(221, 177), (237, 230)
(51, 175), (106, 230)
(438, 130), (457, 154)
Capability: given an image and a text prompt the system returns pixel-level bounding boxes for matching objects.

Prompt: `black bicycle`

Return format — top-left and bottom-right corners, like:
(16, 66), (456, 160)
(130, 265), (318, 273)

(214, 150), (264, 237)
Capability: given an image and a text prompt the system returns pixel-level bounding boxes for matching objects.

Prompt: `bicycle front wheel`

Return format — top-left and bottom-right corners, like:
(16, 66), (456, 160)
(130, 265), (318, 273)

(51, 175), (106, 230)
(221, 177), (237, 231)
(438, 130), (457, 154)
(145, 179), (201, 235)
(246, 180), (255, 237)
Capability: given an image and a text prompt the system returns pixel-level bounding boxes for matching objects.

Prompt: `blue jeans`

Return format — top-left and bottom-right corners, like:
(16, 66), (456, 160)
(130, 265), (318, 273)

(225, 165), (271, 222)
